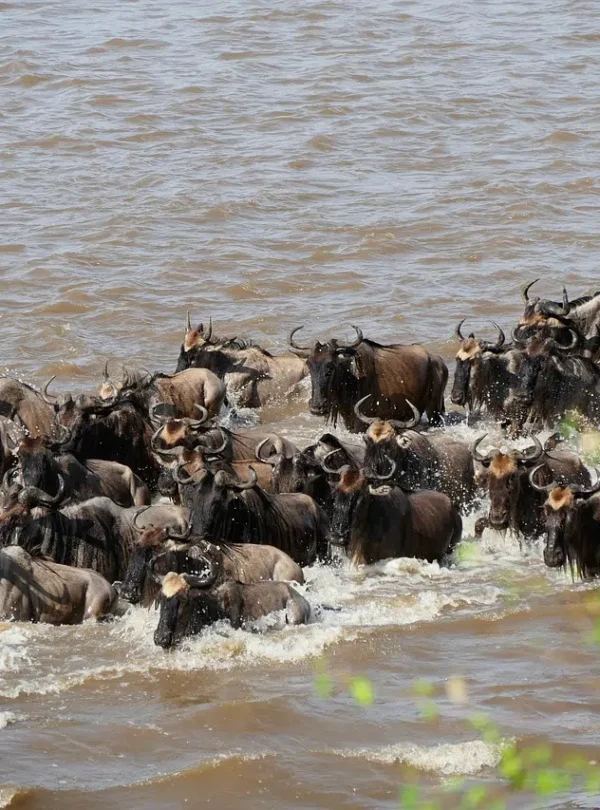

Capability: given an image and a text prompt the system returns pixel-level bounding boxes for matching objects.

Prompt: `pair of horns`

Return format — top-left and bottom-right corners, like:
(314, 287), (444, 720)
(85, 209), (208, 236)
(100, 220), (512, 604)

(455, 319), (506, 353)
(353, 394), (421, 430)
(529, 465), (600, 496)
(471, 434), (543, 465)
(522, 279), (570, 314)
(322, 452), (396, 481)
(185, 312), (213, 342)
(18, 474), (66, 508)
(289, 325), (363, 355)
(174, 463), (257, 490)
(512, 325), (580, 352)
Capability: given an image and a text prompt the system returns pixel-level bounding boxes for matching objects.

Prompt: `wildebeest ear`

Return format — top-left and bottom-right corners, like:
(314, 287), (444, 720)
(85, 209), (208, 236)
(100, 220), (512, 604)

(347, 356), (359, 377)
(214, 470), (229, 488)
(396, 434), (412, 448)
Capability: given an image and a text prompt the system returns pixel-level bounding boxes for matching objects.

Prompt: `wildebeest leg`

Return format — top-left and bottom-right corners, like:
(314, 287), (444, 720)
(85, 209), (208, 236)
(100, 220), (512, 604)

(474, 516), (489, 538)
(84, 588), (116, 621)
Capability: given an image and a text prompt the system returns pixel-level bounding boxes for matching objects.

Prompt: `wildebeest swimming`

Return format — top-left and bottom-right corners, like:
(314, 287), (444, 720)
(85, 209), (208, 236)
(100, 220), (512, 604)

(1, 280), (600, 647)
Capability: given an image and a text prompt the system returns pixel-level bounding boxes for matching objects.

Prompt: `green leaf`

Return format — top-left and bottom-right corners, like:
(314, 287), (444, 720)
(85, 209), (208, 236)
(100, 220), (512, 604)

(534, 768), (571, 796)
(585, 769), (600, 794)
(313, 671), (332, 698)
(462, 785), (487, 808)
(413, 678), (435, 697)
(419, 699), (439, 721)
(524, 744), (552, 766)
(399, 784), (420, 809)
(349, 676), (374, 707)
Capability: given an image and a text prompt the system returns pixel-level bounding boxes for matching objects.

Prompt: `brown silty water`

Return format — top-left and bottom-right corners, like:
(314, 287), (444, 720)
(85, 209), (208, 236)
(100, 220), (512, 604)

(1, 0), (600, 807)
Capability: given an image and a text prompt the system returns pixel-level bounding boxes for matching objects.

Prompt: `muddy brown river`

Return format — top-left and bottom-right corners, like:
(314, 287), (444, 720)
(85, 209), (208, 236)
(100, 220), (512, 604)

(1, 0), (600, 807)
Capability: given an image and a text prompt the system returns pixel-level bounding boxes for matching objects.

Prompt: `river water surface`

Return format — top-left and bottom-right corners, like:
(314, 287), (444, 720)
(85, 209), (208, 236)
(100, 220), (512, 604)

(1, 1), (600, 808)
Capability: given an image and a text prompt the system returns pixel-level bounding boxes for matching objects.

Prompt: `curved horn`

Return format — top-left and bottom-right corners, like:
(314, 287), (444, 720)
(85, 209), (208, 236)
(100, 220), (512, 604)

(388, 399), (421, 431)
(514, 434), (543, 463)
(133, 505), (154, 531)
(150, 403), (171, 425)
(481, 321), (506, 353)
(200, 428), (228, 456)
(471, 434), (497, 464)
(322, 449), (344, 476)
(103, 361), (110, 381)
(255, 437), (277, 464)
(205, 317), (213, 342)
(511, 327), (528, 347)
(41, 376), (57, 405)
(190, 404), (209, 427)
(354, 394), (377, 426)
(18, 474), (66, 508)
(522, 279), (539, 303)
(172, 463), (195, 485)
(563, 286), (569, 312)
(455, 318), (467, 341)
(553, 328), (580, 353)
(528, 464), (556, 493)
(185, 310), (192, 332)
(339, 325), (363, 349)
(572, 468), (600, 497)
(51, 423), (72, 446)
(151, 425), (185, 458)
(228, 466), (257, 491)
(369, 455), (397, 481)
(289, 326), (311, 353)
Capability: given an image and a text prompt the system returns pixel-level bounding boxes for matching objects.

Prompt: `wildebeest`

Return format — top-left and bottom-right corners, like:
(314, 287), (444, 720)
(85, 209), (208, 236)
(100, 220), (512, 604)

(471, 434), (591, 538)
(289, 325), (448, 432)
(151, 416), (298, 464)
(517, 279), (600, 358)
(154, 569), (311, 649)
(507, 330), (600, 433)
(327, 460), (462, 565)
(120, 519), (304, 607)
(256, 440), (333, 513)
(0, 491), (186, 582)
(176, 315), (307, 407)
(0, 376), (56, 438)
(52, 393), (160, 488)
(162, 446), (274, 497)
(450, 320), (516, 420)
(101, 365), (226, 420)
(0, 545), (117, 623)
(176, 465), (329, 566)
(304, 433), (366, 471)
(529, 466), (600, 578)
(12, 436), (149, 507)
(355, 395), (476, 508)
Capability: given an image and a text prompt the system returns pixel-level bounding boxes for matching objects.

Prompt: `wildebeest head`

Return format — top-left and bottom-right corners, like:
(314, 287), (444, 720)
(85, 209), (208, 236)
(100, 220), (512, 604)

(451, 320), (506, 407)
(15, 435), (70, 498)
(507, 329), (580, 423)
(154, 566), (218, 649)
(174, 463), (257, 540)
(472, 434), (544, 531)
(176, 313), (216, 372)
(289, 325), (363, 420)
(356, 394), (421, 477)
(120, 510), (193, 604)
(326, 457), (396, 556)
(530, 465), (600, 571)
(150, 411), (216, 460)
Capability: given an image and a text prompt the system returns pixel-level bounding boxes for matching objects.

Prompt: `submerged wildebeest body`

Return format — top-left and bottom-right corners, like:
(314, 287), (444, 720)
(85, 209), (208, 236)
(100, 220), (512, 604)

(13, 436), (149, 507)
(472, 434), (591, 539)
(289, 326), (448, 432)
(154, 570), (311, 649)
(451, 321), (518, 420)
(102, 366), (226, 420)
(529, 466), (600, 579)
(0, 376), (56, 438)
(176, 316), (307, 407)
(328, 464), (462, 565)
(120, 520), (304, 607)
(177, 466), (329, 566)
(507, 331), (600, 433)
(0, 545), (117, 624)
(355, 396), (476, 509)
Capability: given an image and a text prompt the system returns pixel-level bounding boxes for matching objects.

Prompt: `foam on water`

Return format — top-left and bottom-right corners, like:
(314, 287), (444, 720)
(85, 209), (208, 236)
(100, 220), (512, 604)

(333, 739), (505, 776)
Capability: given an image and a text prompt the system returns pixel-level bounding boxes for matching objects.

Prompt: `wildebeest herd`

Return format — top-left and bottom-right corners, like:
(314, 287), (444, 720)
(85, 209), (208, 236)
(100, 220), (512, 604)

(1, 280), (600, 648)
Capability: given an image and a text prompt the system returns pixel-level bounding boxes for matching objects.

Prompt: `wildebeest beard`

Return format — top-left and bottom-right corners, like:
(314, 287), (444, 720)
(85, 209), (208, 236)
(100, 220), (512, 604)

(328, 489), (359, 547)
